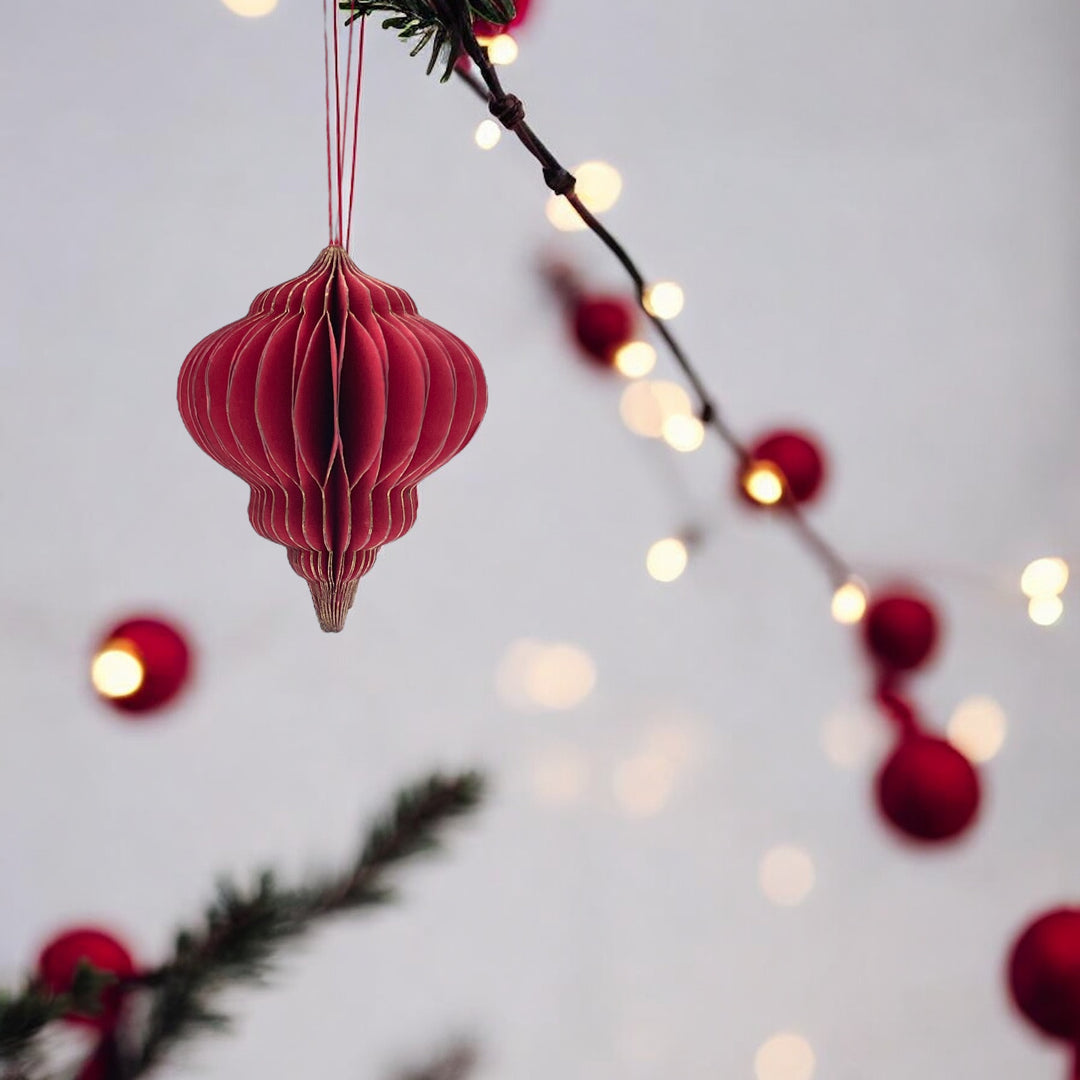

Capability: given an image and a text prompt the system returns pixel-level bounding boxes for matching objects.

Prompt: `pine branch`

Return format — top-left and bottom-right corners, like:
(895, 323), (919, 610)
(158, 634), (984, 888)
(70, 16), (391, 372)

(338, 1), (514, 80)
(396, 1041), (478, 1080)
(120, 771), (485, 1079)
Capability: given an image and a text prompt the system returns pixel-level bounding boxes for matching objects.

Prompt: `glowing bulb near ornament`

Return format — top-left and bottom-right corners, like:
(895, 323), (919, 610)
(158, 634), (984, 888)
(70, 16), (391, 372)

(831, 580), (868, 625)
(742, 462), (785, 506)
(1029, 594), (1064, 627)
(646, 538), (688, 583)
(614, 341), (656, 379)
(575, 161), (623, 213)
(91, 644), (145, 700)
(947, 696), (1007, 764)
(754, 1033), (816, 1080)
(642, 281), (684, 320)
(619, 380), (693, 438)
(662, 414), (705, 453)
(486, 33), (519, 65)
(221, 0), (278, 15)
(474, 119), (501, 150)
(1021, 557), (1069, 599)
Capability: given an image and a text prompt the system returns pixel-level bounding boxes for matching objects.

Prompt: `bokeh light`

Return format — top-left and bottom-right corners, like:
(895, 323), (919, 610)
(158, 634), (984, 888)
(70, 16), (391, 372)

(1021, 557), (1069, 599)
(759, 846), (816, 907)
(820, 706), (887, 770)
(1029, 594), (1064, 627)
(947, 696), (1007, 763)
(474, 119), (502, 150)
(221, 0), (278, 15)
(642, 281), (685, 320)
(486, 33), (519, 65)
(546, 160), (624, 231)
(496, 639), (597, 711)
(831, 580), (868, 625)
(619, 380), (693, 438)
(614, 341), (657, 379)
(743, 461), (785, 506)
(613, 753), (677, 818)
(662, 414), (705, 453)
(531, 745), (590, 806)
(755, 1033), (815, 1080)
(90, 643), (145, 700)
(646, 538), (689, 583)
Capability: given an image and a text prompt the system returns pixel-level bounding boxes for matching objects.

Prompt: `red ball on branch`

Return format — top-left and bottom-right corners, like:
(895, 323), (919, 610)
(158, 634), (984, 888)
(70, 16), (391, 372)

(571, 295), (636, 367)
(740, 429), (827, 506)
(91, 616), (193, 716)
(863, 591), (940, 672)
(875, 733), (980, 842)
(1009, 908), (1080, 1043)
(37, 928), (137, 1031)
(474, 0), (533, 36)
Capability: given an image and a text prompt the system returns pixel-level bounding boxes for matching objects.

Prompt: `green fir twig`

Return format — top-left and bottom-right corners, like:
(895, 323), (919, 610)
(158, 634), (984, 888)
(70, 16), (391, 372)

(338, 0), (514, 80)
(121, 770), (484, 1078)
(396, 1041), (478, 1080)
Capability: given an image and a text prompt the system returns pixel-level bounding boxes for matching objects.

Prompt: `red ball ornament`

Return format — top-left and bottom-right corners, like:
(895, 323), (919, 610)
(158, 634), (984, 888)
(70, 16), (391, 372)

(875, 733), (980, 842)
(740, 429), (827, 506)
(474, 0), (533, 36)
(37, 928), (136, 1031)
(571, 295), (636, 367)
(91, 616), (192, 715)
(863, 591), (940, 672)
(1009, 909), (1080, 1043)
(178, 245), (487, 632)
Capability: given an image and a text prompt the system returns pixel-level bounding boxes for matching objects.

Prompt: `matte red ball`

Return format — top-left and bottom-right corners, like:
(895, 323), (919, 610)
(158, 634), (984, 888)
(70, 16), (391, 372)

(742, 430), (827, 505)
(571, 295), (635, 366)
(474, 0), (533, 35)
(93, 616), (193, 715)
(1009, 908), (1080, 1041)
(38, 928), (136, 1030)
(863, 592), (940, 672)
(875, 734), (980, 842)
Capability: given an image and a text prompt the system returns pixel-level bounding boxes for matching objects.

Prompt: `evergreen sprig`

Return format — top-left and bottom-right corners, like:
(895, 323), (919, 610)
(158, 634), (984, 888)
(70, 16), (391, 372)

(124, 770), (485, 1077)
(338, 0), (514, 80)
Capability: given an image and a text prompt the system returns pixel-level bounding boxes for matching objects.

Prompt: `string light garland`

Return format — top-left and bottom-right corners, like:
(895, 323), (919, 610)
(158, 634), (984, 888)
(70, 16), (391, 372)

(90, 616), (193, 716)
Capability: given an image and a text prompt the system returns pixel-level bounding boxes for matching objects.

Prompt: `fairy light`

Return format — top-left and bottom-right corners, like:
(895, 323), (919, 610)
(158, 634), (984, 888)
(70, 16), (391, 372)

(1029, 594), (1064, 627)
(948, 696), (1007, 764)
(642, 281), (685, 320)
(831, 580), (868, 625)
(486, 33), (519, 66)
(613, 753), (677, 818)
(759, 846), (816, 907)
(619, 380), (693, 439)
(1021, 557), (1069, 600)
(474, 119), (502, 150)
(743, 461), (785, 506)
(647, 538), (689, 583)
(755, 1033), (816, 1080)
(221, 0), (278, 15)
(661, 414), (705, 453)
(614, 341), (657, 379)
(546, 160), (625, 232)
(90, 641), (145, 700)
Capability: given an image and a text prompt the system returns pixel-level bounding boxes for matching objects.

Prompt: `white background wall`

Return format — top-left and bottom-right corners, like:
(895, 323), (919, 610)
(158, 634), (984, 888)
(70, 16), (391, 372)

(1, 1), (1079, 1077)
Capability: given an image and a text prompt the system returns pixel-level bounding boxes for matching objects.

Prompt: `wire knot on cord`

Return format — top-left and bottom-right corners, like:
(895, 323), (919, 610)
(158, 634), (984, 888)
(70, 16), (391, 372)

(542, 166), (576, 197)
(489, 94), (526, 128)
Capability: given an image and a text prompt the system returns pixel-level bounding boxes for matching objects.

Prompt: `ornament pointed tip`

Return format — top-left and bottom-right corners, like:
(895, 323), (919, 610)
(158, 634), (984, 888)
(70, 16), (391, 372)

(307, 580), (359, 634)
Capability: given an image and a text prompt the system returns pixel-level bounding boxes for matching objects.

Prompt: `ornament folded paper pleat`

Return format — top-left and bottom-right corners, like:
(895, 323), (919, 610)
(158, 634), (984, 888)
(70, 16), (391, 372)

(178, 245), (486, 632)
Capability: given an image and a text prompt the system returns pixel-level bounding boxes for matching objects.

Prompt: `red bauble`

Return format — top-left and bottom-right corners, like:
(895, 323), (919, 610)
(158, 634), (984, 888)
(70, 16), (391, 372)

(93, 616), (192, 715)
(38, 929), (136, 1031)
(875, 734), (980, 842)
(863, 591), (940, 672)
(178, 245), (487, 632)
(571, 295), (635, 366)
(741, 429), (827, 506)
(1009, 908), (1080, 1042)
(474, 0), (533, 36)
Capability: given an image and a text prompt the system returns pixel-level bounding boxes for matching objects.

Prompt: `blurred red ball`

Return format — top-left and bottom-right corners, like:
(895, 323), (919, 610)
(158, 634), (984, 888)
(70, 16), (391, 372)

(474, 0), (533, 35)
(38, 928), (136, 1030)
(571, 295), (635, 367)
(92, 616), (193, 715)
(76, 1040), (114, 1080)
(741, 430), (827, 506)
(875, 734), (980, 842)
(1009, 908), (1080, 1041)
(863, 592), (939, 672)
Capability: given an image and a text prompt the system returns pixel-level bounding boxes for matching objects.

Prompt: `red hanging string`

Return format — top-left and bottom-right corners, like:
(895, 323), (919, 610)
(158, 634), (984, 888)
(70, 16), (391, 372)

(331, 3), (344, 244)
(322, 0), (335, 244)
(345, 17), (367, 250)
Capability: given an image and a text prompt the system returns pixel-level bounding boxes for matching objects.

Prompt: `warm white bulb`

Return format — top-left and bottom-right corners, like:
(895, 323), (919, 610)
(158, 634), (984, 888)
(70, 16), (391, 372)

(614, 341), (657, 379)
(948, 696), (1007, 764)
(1021, 557), (1069, 599)
(474, 119), (502, 150)
(646, 538), (689, 583)
(759, 846), (816, 907)
(221, 0), (278, 16)
(643, 281), (685, 320)
(487, 33), (519, 65)
(743, 462), (785, 506)
(1028, 594), (1064, 627)
(574, 161), (623, 214)
(831, 581), (868, 625)
(755, 1033), (815, 1080)
(619, 380), (693, 439)
(91, 643), (145, 699)
(661, 414), (705, 453)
